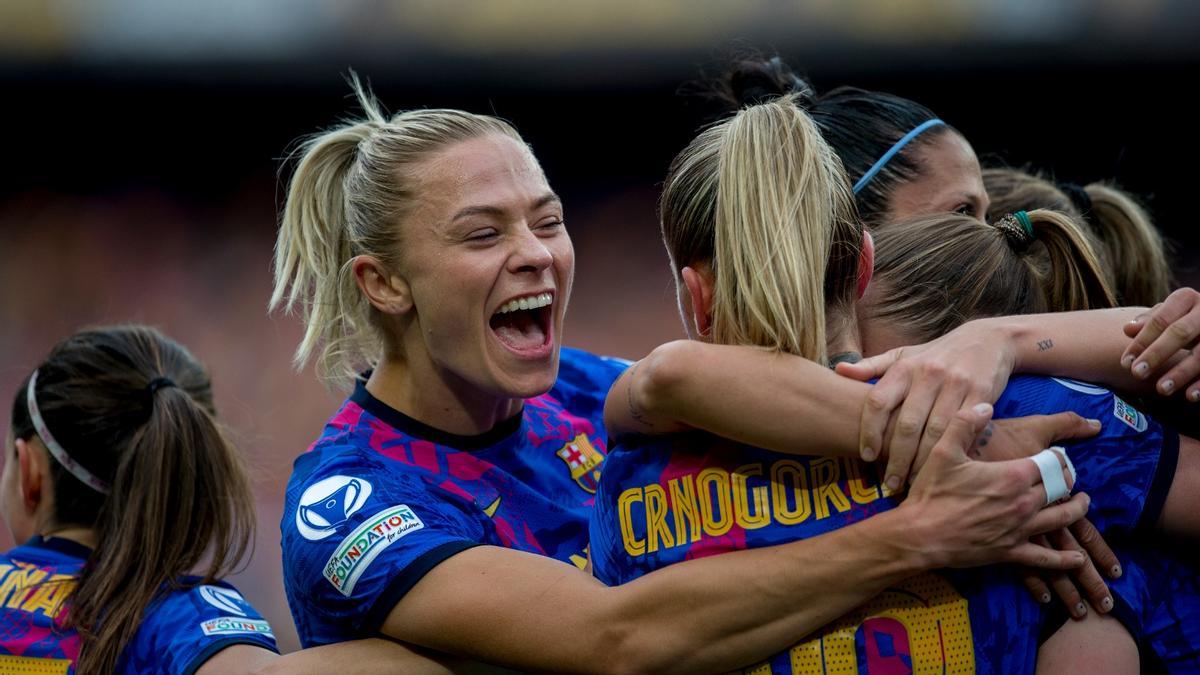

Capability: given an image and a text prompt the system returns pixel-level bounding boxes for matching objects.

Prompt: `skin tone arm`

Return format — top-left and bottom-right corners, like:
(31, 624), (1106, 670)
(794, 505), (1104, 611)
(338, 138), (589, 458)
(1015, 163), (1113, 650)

(607, 339), (1098, 464)
(244, 641), (517, 675)
(837, 305), (1196, 489)
(380, 406), (1091, 675)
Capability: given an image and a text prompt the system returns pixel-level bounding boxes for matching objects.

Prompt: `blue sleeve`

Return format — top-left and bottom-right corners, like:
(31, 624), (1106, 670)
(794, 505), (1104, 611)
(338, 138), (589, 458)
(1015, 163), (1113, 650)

(551, 347), (631, 433)
(995, 377), (1178, 534)
(282, 452), (486, 645)
(121, 581), (277, 675)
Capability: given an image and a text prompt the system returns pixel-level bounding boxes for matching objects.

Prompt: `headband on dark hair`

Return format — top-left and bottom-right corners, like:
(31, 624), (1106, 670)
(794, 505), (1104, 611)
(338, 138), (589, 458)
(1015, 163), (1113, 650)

(26, 370), (111, 494)
(1058, 182), (1093, 216)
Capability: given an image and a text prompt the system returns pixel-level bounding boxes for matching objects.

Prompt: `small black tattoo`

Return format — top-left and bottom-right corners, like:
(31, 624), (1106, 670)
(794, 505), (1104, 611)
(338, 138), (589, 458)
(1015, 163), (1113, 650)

(1037, 339), (1054, 352)
(626, 362), (651, 427)
(970, 422), (994, 458)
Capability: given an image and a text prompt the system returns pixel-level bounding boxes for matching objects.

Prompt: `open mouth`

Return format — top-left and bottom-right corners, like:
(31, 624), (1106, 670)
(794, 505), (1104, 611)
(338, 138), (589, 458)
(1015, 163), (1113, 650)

(489, 292), (554, 353)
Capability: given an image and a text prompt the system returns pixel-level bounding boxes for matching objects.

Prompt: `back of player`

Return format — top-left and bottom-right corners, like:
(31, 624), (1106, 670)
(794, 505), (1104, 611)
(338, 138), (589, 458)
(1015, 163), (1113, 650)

(590, 374), (1186, 673)
(1, 326), (278, 673)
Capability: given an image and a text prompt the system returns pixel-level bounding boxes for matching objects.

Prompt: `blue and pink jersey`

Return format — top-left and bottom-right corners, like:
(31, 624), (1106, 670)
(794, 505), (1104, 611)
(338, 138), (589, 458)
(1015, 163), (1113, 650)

(0, 536), (277, 674)
(590, 375), (1184, 673)
(281, 347), (628, 646)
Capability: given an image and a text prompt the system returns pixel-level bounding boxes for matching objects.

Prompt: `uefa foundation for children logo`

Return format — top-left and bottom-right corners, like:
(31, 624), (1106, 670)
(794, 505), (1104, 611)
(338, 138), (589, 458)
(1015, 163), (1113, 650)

(295, 476), (374, 541)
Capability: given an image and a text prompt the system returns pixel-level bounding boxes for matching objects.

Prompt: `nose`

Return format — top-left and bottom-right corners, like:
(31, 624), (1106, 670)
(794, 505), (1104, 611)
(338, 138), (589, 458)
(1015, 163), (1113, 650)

(508, 226), (554, 274)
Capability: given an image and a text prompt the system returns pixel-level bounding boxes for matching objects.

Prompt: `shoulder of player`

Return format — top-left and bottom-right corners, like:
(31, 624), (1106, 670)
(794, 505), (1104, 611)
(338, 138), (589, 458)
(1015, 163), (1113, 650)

(145, 580), (271, 629)
(556, 347), (632, 390)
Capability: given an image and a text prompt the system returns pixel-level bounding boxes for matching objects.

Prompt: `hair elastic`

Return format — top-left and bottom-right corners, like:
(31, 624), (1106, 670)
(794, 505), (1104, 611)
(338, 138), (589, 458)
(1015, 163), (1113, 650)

(852, 118), (946, 195)
(996, 211), (1036, 248)
(26, 370), (111, 494)
(147, 376), (176, 394)
(1058, 182), (1093, 215)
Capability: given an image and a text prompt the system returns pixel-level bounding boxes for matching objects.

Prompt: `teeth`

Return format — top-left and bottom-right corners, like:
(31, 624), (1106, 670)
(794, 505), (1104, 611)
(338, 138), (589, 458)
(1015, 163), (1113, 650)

(495, 292), (553, 315)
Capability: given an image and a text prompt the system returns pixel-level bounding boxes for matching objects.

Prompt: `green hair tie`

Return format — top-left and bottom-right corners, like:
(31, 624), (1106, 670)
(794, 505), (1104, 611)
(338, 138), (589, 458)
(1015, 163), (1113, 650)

(1013, 210), (1034, 237)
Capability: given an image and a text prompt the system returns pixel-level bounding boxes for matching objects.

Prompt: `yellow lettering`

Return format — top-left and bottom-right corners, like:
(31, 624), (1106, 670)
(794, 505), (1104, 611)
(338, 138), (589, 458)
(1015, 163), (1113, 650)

(617, 488), (646, 557)
(697, 468), (733, 537)
(843, 458), (881, 505)
(810, 458), (851, 520)
(770, 460), (812, 525)
(645, 484), (675, 553)
(0, 563), (48, 609)
(668, 477), (702, 545)
(732, 463), (771, 530)
(20, 575), (76, 618)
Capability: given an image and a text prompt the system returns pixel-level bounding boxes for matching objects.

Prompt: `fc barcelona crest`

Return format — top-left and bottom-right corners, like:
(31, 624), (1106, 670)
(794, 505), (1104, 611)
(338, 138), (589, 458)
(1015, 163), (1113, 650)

(556, 433), (604, 493)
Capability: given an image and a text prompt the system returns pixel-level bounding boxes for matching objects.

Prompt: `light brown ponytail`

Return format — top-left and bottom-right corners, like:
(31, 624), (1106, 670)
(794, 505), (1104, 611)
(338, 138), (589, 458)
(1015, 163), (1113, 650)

(868, 210), (1116, 345)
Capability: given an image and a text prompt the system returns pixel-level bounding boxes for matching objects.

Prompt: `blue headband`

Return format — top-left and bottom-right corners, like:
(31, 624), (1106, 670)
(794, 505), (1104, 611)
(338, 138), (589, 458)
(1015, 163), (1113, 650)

(852, 119), (946, 195)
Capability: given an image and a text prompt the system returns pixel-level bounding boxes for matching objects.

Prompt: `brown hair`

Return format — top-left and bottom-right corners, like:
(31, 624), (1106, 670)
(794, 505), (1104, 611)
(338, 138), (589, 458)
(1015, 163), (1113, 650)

(271, 74), (526, 386)
(659, 94), (861, 363)
(9, 325), (254, 674)
(866, 210), (1117, 344)
(983, 167), (1172, 306)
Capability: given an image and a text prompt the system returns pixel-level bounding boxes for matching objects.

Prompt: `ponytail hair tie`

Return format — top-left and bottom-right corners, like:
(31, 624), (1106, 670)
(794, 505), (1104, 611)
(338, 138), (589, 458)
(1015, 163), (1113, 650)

(147, 376), (177, 394)
(1058, 182), (1094, 216)
(996, 211), (1036, 249)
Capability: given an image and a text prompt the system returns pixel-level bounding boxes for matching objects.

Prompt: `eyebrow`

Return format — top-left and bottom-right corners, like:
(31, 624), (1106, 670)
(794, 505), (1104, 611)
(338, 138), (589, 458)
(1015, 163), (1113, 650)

(451, 192), (561, 222)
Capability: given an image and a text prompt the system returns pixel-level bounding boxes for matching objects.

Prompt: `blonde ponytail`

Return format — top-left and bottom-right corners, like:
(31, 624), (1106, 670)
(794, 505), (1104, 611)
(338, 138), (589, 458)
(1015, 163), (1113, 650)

(661, 94), (860, 363)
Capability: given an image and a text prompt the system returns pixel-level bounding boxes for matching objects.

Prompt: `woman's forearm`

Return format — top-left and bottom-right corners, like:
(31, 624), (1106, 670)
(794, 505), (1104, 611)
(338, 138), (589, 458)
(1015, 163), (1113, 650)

(606, 340), (868, 458)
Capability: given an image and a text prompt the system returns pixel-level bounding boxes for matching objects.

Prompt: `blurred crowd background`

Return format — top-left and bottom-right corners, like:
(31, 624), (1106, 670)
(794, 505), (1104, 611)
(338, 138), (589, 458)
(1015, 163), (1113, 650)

(1, 0), (1197, 652)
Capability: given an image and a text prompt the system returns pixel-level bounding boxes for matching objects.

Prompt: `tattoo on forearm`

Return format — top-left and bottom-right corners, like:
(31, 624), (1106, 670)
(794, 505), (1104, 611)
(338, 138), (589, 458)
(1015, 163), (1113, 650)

(625, 362), (652, 428)
(1037, 338), (1054, 352)
(970, 422), (993, 458)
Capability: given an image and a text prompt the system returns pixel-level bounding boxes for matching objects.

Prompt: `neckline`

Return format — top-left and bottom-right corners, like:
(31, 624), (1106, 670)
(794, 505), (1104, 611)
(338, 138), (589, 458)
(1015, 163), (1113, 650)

(350, 377), (525, 451)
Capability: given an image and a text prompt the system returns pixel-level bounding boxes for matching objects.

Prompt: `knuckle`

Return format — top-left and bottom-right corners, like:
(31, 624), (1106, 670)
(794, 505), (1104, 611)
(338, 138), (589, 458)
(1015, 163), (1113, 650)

(1150, 314), (1172, 333)
(865, 391), (890, 412)
(1167, 320), (1196, 341)
(920, 361), (946, 378)
(925, 417), (948, 439)
(896, 418), (922, 437)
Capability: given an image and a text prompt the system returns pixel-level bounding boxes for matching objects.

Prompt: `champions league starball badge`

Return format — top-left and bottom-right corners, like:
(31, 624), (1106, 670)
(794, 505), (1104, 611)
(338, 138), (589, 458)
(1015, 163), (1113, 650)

(295, 476), (373, 541)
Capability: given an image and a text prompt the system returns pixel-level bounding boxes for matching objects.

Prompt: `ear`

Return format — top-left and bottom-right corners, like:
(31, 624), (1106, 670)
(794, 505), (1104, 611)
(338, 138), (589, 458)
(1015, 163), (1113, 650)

(352, 255), (413, 315)
(857, 230), (875, 300)
(15, 438), (44, 515)
(680, 264), (715, 338)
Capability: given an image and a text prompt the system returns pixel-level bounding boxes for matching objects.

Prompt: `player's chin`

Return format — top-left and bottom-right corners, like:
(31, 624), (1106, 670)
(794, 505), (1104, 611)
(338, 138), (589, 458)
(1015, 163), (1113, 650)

(494, 359), (560, 400)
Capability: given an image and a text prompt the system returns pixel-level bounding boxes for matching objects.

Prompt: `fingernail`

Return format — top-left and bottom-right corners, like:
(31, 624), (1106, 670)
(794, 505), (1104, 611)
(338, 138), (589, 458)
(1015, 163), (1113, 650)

(1101, 596), (1113, 612)
(1134, 362), (1150, 377)
(972, 402), (991, 415)
(1087, 418), (1101, 429)
(1040, 593), (1051, 604)
(1075, 602), (1087, 617)
(1162, 379), (1175, 393)
(1121, 354), (1135, 368)
(886, 475), (901, 491)
(1112, 564), (1123, 578)
(1189, 389), (1200, 403)
(862, 446), (876, 462)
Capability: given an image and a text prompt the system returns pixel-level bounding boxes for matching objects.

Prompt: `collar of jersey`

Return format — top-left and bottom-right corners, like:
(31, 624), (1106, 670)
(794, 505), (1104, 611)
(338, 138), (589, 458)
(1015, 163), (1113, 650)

(24, 534), (93, 560)
(351, 376), (525, 451)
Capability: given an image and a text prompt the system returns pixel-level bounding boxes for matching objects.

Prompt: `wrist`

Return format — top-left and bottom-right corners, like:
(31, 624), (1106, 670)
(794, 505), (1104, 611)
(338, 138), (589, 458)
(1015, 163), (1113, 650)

(848, 508), (936, 578)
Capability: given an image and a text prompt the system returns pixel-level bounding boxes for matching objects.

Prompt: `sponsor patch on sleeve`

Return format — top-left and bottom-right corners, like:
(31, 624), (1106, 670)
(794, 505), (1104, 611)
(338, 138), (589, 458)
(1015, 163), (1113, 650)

(200, 616), (275, 638)
(323, 505), (425, 597)
(1113, 397), (1148, 433)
